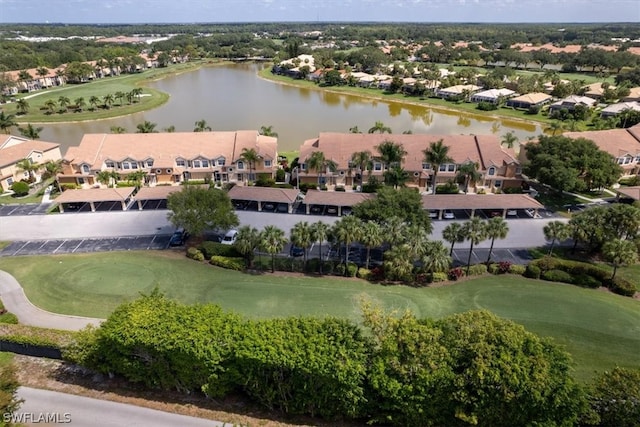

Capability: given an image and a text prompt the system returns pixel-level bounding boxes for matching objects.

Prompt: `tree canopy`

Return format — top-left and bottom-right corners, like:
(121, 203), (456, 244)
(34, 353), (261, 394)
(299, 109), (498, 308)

(353, 187), (432, 231)
(166, 186), (239, 237)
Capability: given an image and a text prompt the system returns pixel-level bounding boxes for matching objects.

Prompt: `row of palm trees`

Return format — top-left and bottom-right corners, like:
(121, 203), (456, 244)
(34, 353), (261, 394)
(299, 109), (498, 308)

(38, 89), (145, 115)
(232, 214), (510, 281)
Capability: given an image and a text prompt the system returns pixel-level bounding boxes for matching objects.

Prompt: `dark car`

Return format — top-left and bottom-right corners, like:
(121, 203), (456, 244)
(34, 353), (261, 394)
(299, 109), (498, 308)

(290, 245), (305, 257)
(169, 229), (189, 247)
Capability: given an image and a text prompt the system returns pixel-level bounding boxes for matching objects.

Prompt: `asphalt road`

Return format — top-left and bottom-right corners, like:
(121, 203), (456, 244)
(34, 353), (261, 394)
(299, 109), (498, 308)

(14, 387), (227, 427)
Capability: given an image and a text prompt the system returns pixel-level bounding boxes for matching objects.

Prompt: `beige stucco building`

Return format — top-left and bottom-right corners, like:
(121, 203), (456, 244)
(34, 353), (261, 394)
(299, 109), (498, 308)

(0, 135), (61, 192)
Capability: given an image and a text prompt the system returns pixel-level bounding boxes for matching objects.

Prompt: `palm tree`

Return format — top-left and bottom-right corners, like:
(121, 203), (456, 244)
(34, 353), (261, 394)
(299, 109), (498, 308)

(383, 166), (410, 189)
(44, 99), (57, 115)
(307, 151), (337, 186)
(376, 140), (407, 171)
(110, 126), (127, 134)
(234, 225), (261, 269)
(501, 131), (518, 149)
(543, 220), (570, 255)
(383, 244), (414, 282)
(350, 150), (372, 185)
(311, 221), (330, 274)
(240, 147), (261, 184)
(193, 119), (212, 132)
(89, 95), (100, 110)
(18, 123), (42, 140)
(442, 222), (466, 256)
(290, 221), (313, 269)
(131, 88), (143, 102)
(260, 225), (287, 273)
(102, 93), (114, 109)
(259, 125), (278, 137)
(402, 224), (431, 260)
(360, 221), (383, 269)
(545, 121), (566, 136)
(58, 96), (70, 112)
(456, 162), (482, 194)
(96, 170), (116, 187)
(36, 66), (48, 80)
(127, 170), (147, 189)
(114, 91), (126, 106)
(421, 241), (451, 274)
(368, 120), (392, 134)
(42, 160), (63, 191)
(74, 97), (86, 112)
(485, 217), (509, 265)
(333, 216), (363, 275)
(348, 125), (362, 134)
(136, 121), (158, 133)
(16, 99), (29, 115)
(16, 158), (40, 182)
(423, 139), (452, 194)
(462, 217), (487, 275)
(0, 111), (17, 134)
(163, 125), (176, 133)
(383, 216), (406, 247)
(602, 239), (638, 280)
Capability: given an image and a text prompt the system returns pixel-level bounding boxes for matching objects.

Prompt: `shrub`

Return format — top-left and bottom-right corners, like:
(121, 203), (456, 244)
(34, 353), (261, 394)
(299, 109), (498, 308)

(432, 272), (448, 282)
(255, 176), (275, 187)
(347, 262), (358, 277)
(508, 264), (526, 275)
(448, 267), (464, 281)
(0, 311), (18, 324)
(498, 261), (512, 274)
(319, 184), (328, 191)
(186, 247), (204, 261)
(210, 256), (245, 271)
(10, 181), (29, 196)
(487, 263), (500, 274)
(199, 241), (241, 259)
(524, 264), (541, 279)
(335, 185), (346, 192)
(477, 101), (498, 111)
(362, 177), (383, 193)
(357, 268), (371, 280)
(436, 182), (459, 194)
(275, 169), (286, 182)
(335, 263), (345, 276)
(467, 264), (488, 276)
(298, 182), (317, 193)
(607, 277), (636, 297)
(527, 105), (541, 115)
(542, 269), (574, 284)
(572, 274), (602, 289)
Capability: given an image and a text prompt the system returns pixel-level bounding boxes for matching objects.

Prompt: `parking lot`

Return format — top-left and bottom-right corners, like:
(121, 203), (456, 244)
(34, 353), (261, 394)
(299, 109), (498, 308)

(0, 203), (52, 216)
(0, 235), (173, 257)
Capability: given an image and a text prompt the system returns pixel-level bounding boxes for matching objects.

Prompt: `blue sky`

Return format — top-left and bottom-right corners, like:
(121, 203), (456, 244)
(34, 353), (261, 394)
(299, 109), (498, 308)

(0, 0), (638, 24)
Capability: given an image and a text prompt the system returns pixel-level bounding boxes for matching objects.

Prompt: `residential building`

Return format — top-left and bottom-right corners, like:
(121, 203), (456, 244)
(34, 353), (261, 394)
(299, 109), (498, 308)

(621, 87), (640, 102)
(600, 101), (640, 118)
(470, 88), (515, 104)
(548, 95), (597, 113)
(436, 84), (482, 100)
(0, 135), (62, 192)
(59, 131), (278, 188)
(506, 92), (552, 109)
(297, 133), (521, 193)
(582, 82), (616, 100)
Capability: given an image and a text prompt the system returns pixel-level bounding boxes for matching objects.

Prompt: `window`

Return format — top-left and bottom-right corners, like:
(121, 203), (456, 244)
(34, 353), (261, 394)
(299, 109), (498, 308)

(105, 160), (115, 168)
(123, 162), (131, 170)
(176, 159), (185, 167)
(130, 162), (138, 169)
(202, 160), (209, 168)
(146, 159), (154, 167)
(237, 161), (244, 170)
(447, 164), (456, 172)
(617, 157), (625, 165)
(193, 160), (201, 168)
(422, 163), (431, 170)
(494, 180), (502, 188)
(488, 167), (496, 176)
(6, 178), (13, 186)
(300, 163), (307, 171)
(217, 158), (225, 166)
(81, 164), (90, 174)
(439, 164), (447, 171)
(374, 162), (382, 171)
(264, 160), (272, 167)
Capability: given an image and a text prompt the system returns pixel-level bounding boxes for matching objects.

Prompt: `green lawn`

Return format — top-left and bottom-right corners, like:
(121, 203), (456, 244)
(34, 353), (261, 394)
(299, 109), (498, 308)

(0, 251), (638, 381)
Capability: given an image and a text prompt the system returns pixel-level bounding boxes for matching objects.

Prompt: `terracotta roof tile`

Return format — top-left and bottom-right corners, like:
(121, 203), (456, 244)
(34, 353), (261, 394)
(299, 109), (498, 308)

(0, 137), (60, 168)
(227, 186), (300, 203)
(55, 187), (134, 203)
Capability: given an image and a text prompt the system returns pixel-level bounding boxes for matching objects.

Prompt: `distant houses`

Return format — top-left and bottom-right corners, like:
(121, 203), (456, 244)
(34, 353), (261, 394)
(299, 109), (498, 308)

(0, 135), (62, 192)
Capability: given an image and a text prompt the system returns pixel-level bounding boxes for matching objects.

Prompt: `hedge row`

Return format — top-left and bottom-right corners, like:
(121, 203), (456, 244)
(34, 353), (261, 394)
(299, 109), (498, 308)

(0, 324), (76, 349)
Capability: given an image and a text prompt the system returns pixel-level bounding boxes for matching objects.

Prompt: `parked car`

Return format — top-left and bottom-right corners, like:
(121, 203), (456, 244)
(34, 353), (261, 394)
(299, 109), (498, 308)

(443, 210), (455, 219)
(263, 203), (275, 211)
(428, 210), (438, 218)
(507, 209), (518, 216)
(289, 245), (304, 257)
(221, 229), (238, 245)
(169, 229), (189, 247)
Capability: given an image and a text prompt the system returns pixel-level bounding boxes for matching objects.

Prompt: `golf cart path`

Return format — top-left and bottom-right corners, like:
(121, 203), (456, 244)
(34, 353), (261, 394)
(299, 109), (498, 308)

(0, 270), (103, 331)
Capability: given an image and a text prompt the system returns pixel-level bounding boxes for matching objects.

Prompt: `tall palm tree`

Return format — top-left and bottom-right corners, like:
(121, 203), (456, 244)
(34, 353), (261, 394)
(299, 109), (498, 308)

(290, 221), (313, 269)
(307, 151), (337, 186)
(423, 139), (452, 194)
(485, 217), (509, 265)
(193, 119), (212, 132)
(602, 239), (638, 280)
(234, 225), (261, 269)
(240, 147), (261, 184)
(57, 96), (70, 112)
(376, 140), (406, 171)
(383, 216), (406, 247)
(350, 150), (372, 185)
(74, 97), (86, 112)
(260, 225), (287, 273)
(0, 111), (17, 134)
(102, 93), (114, 109)
(110, 126), (127, 134)
(311, 221), (330, 274)
(543, 221), (570, 255)
(18, 123), (42, 140)
(384, 166), (410, 189)
(544, 121), (566, 136)
(127, 170), (147, 189)
(333, 216), (363, 275)
(383, 244), (414, 282)
(501, 131), (518, 149)
(136, 121), (158, 133)
(368, 120), (392, 134)
(16, 99), (29, 115)
(360, 221), (383, 269)
(44, 99), (57, 114)
(462, 217), (487, 275)
(456, 162), (482, 194)
(42, 160), (63, 191)
(442, 222), (466, 256)
(131, 88), (143, 102)
(96, 170), (116, 187)
(15, 158), (40, 182)
(88, 95), (100, 110)
(421, 241), (451, 274)
(36, 66), (48, 79)
(259, 125), (278, 137)
(402, 224), (431, 260)
(114, 91), (126, 106)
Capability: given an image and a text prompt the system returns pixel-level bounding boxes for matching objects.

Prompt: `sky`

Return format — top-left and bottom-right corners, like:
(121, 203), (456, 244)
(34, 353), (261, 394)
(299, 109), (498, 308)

(0, 0), (638, 24)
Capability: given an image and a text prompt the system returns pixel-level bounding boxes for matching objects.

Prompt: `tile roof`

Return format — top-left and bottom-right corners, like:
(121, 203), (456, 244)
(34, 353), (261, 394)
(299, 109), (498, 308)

(421, 194), (543, 210)
(616, 186), (640, 201)
(564, 128), (640, 157)
(600, 101), (640, 115)
(227, 186), (300, 204)
(0, 137), (60, 168)
(303, 190), (375, 207)
(508, 92), (552, 104)
(55, 187), (135, 203)
(64, 131), (277, 170)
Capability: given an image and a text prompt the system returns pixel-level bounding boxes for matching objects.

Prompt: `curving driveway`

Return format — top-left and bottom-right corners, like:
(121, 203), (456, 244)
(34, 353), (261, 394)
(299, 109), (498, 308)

(0, 270), (102, 331)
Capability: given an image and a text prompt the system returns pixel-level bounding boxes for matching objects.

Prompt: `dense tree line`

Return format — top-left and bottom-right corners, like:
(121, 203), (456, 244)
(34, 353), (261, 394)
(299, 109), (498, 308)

(63, 291), (640, 426)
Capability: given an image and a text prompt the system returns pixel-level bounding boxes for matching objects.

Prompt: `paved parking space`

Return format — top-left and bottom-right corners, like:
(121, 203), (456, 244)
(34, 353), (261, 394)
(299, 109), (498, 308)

(0, 203), (52, 216)
(452, 248), (533, 266)
(0, 235), (173, 257)
(139, 199), (168, 210)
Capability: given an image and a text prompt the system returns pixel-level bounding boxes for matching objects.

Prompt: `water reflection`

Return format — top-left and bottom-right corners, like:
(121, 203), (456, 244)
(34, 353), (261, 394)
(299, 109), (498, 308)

(37, 63), (544, 153)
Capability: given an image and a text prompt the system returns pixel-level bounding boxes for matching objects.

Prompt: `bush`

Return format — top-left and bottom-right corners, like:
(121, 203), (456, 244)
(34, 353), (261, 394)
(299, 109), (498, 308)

(275, 169), (286, 182)
(607, 277), (637, 297)
(448, 267), (464, 281)
(186, 247), (204, 261)
(527, 105), (541, 115)
(335, 263), (345, 276)
(487, 263), (500, 274)
(335, 185), (346, 192)
(357, 268), (372, 280)
(0, 311), (18, 324)
(210, 256), (245, 271)
(524, 264), (541, 279)
(10, 181), (29, 196)
(319, 184), (328, 191)
(255, 176), (275, 187)
(467, 264), (488, 276)
(432, 272), (448, 282)
(477, 101), (498, 111)
(572, 274), (602, 289)
(497, 261), (512, 274)
(199, 241), (241, 259)
(361, 176), (382, 193)
(436, 181), (460, 194)
(298, 182), (317, 193)
(347, 262), (358, 277)
(508, 264), (526, 275)
(542, 269), (574, 284)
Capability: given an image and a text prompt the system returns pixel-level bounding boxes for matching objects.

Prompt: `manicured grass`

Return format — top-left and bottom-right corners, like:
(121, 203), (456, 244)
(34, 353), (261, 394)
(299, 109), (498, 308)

(0, 251), (638, 381)
(0, 352), (14, 367)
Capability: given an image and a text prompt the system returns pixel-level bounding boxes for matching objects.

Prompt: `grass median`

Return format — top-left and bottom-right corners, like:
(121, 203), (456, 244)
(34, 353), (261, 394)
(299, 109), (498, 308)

(0, 250), (638, 381)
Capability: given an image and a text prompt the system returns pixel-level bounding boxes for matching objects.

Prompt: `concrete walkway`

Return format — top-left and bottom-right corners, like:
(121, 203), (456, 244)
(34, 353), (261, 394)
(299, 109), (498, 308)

(0, 270), (103, 331)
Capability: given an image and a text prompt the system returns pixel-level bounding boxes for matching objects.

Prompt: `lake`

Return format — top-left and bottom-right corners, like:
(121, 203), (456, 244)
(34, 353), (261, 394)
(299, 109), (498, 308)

(38, 63), (543, 153)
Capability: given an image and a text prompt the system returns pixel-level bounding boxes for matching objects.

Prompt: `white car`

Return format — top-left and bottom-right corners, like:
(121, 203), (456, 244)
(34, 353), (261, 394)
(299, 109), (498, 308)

(428, 210), (438, 218)
(443, 210), (455, 219)
(221, 229), (238, 245)
(507, 209), (518, 216)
